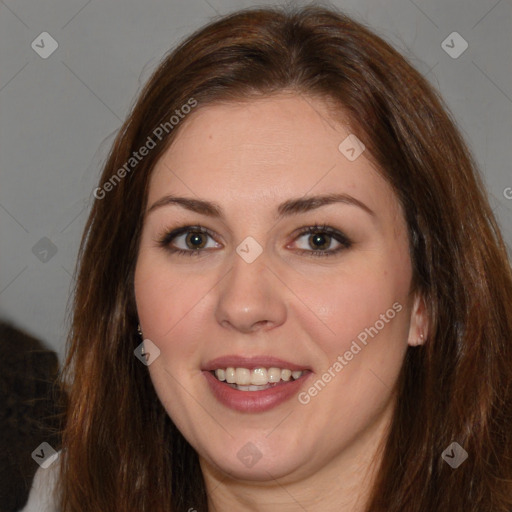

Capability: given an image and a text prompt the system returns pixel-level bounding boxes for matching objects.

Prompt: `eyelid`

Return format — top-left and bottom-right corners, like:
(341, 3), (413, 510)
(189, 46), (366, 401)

(287, 224), (352, 256)
(156, 225), (220, 248)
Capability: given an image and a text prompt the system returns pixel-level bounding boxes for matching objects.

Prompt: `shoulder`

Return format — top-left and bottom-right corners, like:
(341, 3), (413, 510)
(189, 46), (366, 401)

(20, 453), (60, 512)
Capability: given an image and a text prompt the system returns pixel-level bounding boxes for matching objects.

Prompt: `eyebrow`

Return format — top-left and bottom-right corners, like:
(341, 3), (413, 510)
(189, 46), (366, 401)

(146, 192), (375, 219)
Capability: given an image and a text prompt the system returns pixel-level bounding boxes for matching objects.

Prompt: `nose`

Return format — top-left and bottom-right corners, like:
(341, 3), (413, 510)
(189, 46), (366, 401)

(214, 250), (287, 334)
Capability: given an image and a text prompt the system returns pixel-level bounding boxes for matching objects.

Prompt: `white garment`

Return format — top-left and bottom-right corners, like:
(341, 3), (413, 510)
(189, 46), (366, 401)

(20, 458), (59, 512)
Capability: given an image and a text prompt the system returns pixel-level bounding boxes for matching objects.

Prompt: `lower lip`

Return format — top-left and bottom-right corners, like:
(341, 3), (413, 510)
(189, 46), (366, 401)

(203, 371), (311, 413)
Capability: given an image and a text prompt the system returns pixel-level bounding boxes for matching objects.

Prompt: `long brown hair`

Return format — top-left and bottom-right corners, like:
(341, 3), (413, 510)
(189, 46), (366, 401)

(57, 5), (512, 511)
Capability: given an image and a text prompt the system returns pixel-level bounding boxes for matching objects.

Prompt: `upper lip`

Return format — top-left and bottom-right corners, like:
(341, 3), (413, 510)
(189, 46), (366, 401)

(202, 355), (311, 372)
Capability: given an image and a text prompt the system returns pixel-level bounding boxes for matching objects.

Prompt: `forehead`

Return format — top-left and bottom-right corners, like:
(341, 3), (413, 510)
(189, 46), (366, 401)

(147, 94), (401, 222)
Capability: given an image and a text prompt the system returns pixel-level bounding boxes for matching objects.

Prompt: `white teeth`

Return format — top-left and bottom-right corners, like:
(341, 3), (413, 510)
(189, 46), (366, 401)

(225, 367), (236, 384)
(235, 368), (251, 385)
(268, 367), (281, 382)
(235, 384), (271, 391)
(281, 369), (292, 381)
(251, 368), (268, 385)
(213, 367), (305, 387)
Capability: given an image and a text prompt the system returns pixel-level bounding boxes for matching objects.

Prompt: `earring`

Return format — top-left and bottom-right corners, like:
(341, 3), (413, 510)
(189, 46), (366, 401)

(418, 333), (425, 344)
(137, 324), (145, 355)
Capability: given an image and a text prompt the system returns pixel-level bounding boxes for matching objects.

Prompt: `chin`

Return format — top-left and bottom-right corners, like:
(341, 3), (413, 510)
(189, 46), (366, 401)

(198, 435), (318, 484)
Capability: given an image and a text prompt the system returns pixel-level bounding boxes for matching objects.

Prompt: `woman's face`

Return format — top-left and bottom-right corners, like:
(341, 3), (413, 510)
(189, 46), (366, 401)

(134, 93), (427, 483)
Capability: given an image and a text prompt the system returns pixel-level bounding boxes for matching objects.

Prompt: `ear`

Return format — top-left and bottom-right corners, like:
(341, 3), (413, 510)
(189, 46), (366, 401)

(407, 293), (429, 347)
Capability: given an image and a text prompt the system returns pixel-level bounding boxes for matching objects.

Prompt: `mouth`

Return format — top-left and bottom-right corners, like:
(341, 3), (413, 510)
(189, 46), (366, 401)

(202, 356), (312, 412)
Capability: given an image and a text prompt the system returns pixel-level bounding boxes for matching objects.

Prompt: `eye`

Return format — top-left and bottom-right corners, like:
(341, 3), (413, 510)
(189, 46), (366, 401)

(156, 223), (352, 258)
(291, 224), (352, 257)
(157, 225), (221, 256)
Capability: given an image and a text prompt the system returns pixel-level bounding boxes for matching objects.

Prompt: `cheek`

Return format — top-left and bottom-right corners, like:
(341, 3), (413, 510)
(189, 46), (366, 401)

(291, 261), (411, 434)
(287, 242), (412, 383)
(134, 250), (226, 396)
(134, 251), (210, 341)
(134, 254), (207, 419)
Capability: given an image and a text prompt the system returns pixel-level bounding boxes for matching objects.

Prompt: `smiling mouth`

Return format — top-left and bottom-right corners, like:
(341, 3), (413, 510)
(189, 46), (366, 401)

(211, 367), (308, 391)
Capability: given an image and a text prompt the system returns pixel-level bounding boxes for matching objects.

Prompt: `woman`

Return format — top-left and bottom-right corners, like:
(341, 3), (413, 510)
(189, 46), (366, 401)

(24, 4), (512, 511)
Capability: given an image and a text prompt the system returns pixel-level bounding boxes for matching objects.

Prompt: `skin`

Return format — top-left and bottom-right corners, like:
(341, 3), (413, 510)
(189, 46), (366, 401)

(134, 92), (428, 511)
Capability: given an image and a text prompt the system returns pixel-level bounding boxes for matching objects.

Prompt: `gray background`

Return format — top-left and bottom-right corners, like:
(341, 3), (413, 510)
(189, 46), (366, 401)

(1, 0), (511, 362)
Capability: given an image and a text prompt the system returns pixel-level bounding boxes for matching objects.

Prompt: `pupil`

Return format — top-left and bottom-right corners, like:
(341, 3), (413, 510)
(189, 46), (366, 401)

(310, 233), (330, 250)
(186, 232), (206, 249)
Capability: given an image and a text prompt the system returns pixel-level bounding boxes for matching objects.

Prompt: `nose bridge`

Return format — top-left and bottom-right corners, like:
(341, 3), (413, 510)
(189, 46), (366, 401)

(214, 243), (287, 332)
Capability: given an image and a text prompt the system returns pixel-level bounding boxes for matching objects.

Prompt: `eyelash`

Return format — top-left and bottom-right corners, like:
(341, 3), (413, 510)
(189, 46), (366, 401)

(156, 223), (353, 258)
